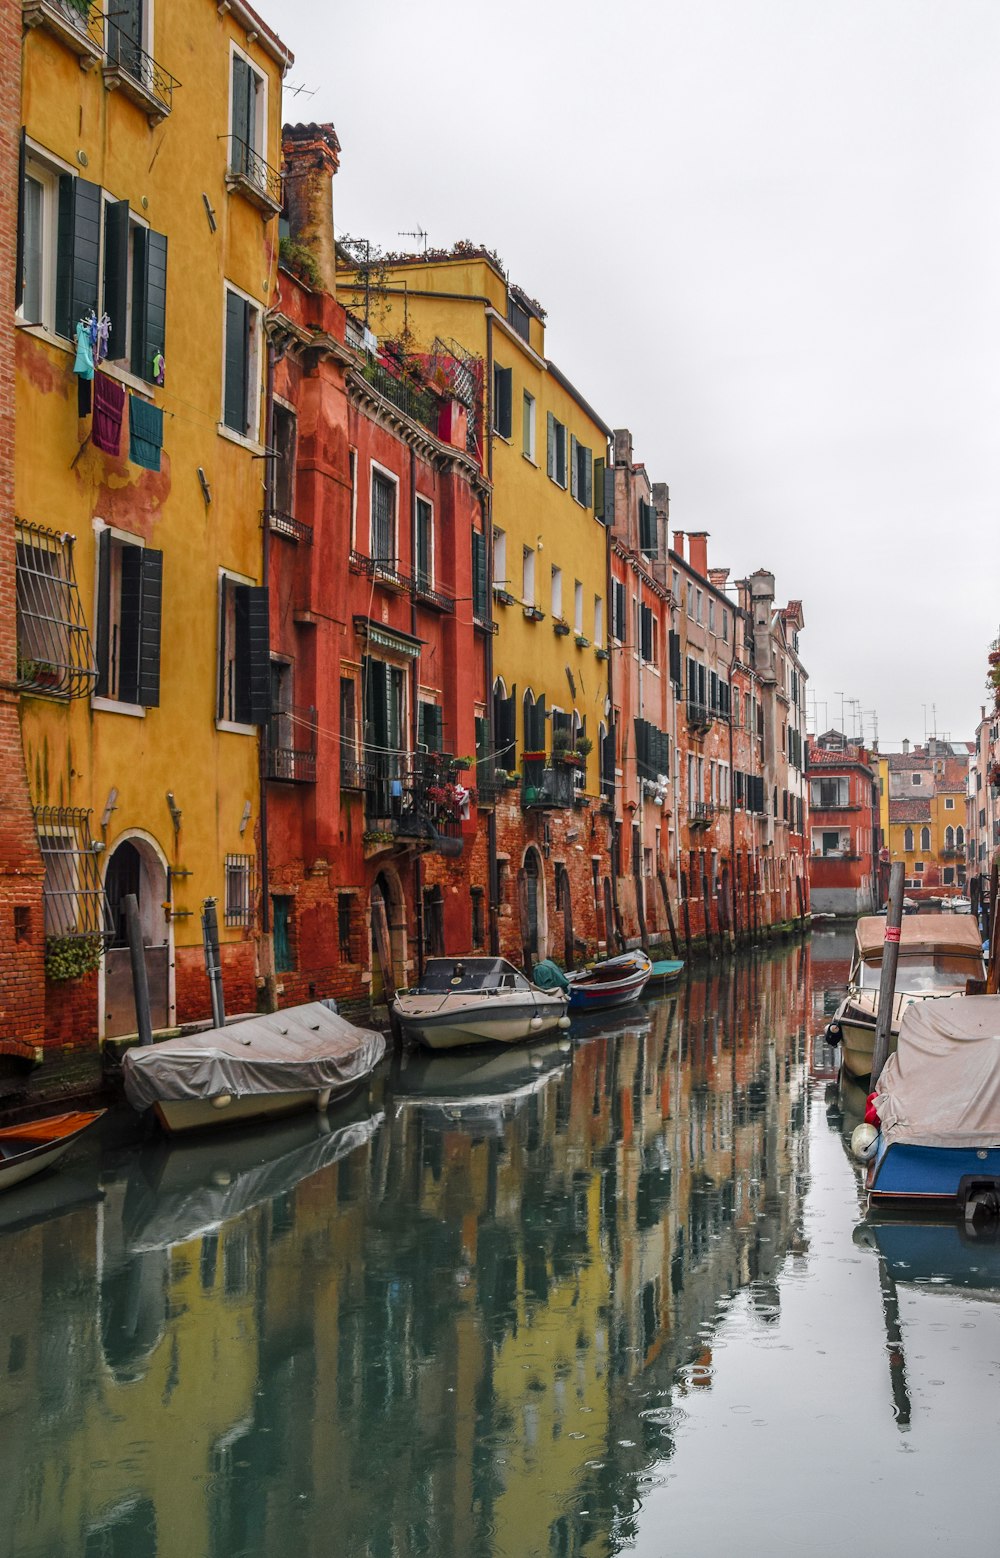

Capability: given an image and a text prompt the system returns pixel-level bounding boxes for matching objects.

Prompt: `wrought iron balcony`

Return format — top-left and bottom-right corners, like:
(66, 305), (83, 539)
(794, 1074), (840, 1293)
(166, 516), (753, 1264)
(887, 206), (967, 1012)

(268, 509), (313, 545)
(15, 520), (96, 699)
(23, 0), (104, 63)
(358, 354), (439, 435)
(349, 548), (411, 592)
(226, 138), (282, 214)
(266, 704), (317, 784)
(414, 573), (455, 613)
(103, 20), (178, 122)
(364, 751), (468, 854)
(690, 801), (715, 828)
(521, 759), (575, 810)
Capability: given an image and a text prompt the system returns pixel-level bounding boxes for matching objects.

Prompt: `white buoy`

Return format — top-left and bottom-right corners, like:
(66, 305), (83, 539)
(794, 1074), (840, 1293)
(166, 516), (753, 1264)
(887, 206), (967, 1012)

(211, 1093), (233, 1110)
(557, 1015), (571, 1029)
(851, 1122), (878, 1161)
(529, 1015), (543, 1030)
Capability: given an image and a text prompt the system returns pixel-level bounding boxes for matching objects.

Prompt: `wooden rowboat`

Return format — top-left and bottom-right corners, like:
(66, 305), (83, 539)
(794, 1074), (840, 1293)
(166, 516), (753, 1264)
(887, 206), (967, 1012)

(0, 1109), (105, 1193)
(646, 959), (684, 988)
(566, 951), (652, 1012)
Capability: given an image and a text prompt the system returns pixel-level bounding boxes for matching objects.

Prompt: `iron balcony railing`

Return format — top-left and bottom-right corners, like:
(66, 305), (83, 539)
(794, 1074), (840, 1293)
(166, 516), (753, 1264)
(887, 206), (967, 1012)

(23, 0), (106, 60)
(349, 548), (411, 592)
(227, 137), (282, 210)
(521, 759), (575, 810)
(15, 520), (96, 699)
(690, 800), (715, 827)
(267, 704), (317, 784)
(414, 574), (456, 614)
(104, 19), (179, 117)
(687, 700), (729, 730)
(268, 509), (313, 545)
(364, 751), (467, 844)
(359, 354), (439, 435)
(34, 806), (112, 940)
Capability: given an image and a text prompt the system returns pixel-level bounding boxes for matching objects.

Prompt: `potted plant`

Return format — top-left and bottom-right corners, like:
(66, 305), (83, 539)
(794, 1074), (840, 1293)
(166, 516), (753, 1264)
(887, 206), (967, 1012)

(553, 619), (571, 636)
(574, 735), (593, 763)
(551, 729), (574, 763)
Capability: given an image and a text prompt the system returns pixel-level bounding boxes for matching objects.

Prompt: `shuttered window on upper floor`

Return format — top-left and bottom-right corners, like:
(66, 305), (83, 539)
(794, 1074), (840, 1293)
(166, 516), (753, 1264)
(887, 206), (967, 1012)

(223, 286), (262, 439)
(611, 579), (627, 643)
(492, 364), (512, 439)
(95, 530), (162, 708)
(218, 574), (269, 727)
(639, 499), (658, 557)
(471, 530), (488, 622)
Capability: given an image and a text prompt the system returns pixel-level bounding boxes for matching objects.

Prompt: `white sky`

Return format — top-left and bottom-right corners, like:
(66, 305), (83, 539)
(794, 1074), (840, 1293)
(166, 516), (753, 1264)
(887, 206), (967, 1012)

(274, 0), (1000, 749)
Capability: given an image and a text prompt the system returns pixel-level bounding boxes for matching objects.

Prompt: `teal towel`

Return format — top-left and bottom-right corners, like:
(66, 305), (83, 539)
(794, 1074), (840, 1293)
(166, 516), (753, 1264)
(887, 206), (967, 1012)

(129, 395), (163, 471)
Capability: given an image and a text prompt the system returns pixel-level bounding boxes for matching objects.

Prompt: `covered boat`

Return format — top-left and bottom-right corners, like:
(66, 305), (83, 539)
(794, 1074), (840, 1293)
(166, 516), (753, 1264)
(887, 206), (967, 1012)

(565, 950), (652, 1012)
(866, 996), (1000, 1211)
(0, 1109), (104, 1193)
(646, 958), (684, 988)
(122, 1003), (386, 1134)
(827, 913), (985, 1079)
(392, 957), (570, 1051)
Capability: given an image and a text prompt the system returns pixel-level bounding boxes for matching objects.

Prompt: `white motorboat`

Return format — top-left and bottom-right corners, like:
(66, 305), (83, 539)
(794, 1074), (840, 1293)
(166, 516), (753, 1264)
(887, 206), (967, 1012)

(942, 895), (973, 914)
(827, 914), (985, 1080)
(392, 956), (570, 1051)
(122, 1003), (386, 1134)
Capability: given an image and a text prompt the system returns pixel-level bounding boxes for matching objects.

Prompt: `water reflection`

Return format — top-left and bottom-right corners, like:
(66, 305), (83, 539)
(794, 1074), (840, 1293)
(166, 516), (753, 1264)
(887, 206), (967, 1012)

(8, 939), (989, 1558)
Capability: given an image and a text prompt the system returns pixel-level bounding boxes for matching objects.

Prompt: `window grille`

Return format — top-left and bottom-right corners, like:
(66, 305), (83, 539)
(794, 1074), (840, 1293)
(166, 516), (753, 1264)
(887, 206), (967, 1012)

(224, 853), (255, 928)
(34, 806), (111, 939)
(16, 521), (96, 697)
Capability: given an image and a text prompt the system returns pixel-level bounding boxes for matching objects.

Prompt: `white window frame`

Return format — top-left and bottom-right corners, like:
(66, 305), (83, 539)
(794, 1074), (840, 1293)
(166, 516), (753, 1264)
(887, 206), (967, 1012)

(550, 564), (563, 621)
(220, 281), (263, 447)
(415, 493), (435, 591)
(594, 595), (604, 649)
(523, 390), (536, 462)
(19, 154), (61, 333)
(574, 580), (583, 633)
(91, 519), (147, 718)
(216, 565), (258, 735)
(944, 796), (955, 810)
(228, 41), (269, 168)
(522, 545), (535, 606)
(493, 527), (507, 591)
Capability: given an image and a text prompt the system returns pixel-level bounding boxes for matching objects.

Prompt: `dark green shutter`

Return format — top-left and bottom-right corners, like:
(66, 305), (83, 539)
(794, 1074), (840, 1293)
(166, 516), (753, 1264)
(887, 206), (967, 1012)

(137, 547), (163, 707)
(546, 412), (555, 478)
(471, 529), (487, 620)
(224, 290), (250, 432)
(416, 500), (431, 589)
(603, 466), (615, 525)
(640, 605), (653, 662)
(570, 434), (579, 500)
(95, 530), (111, 697)
(131, 227), (168, 382)
(640, 500), (658, 556)
(118, 544), (142, 705)
(103, 200), (130, 359)
(15, 128), (25, 311)
(582, 447), (593, 508)
(594, 456), (606, 520)
(668, 631), (681, 686)
(246, 585), (270, 725)
(55, 175), (101, 339)
(231, 54), (255, 176)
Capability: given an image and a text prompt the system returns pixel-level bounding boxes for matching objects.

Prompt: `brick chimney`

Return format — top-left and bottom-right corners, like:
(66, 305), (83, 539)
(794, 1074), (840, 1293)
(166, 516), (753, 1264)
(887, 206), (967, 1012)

(708, 567), (729, 590)
(673, 530), (685, 562)
(688, 531), (709, 577)
(281, 122), (341, 295)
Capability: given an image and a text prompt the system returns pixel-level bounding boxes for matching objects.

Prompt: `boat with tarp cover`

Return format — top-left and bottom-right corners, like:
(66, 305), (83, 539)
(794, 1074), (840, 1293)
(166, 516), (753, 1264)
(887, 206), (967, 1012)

(827, 913), (985, 1079)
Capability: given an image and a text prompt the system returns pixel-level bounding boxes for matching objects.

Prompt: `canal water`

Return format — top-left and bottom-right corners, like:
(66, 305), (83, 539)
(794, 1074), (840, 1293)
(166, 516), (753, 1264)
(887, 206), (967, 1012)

(3, 932), (999, 1558)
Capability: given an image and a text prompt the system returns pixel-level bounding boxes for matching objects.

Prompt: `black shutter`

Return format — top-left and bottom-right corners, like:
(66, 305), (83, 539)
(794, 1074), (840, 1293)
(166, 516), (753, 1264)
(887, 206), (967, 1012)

(634, 719), (647, 780)
(640, 604), (653, 662)
(15, 128), (25, 311)
(639, 500), (658, 556)
(137, 547), (163, 707)
(471, 529), (487, 620)
(594, 456), (606, 520)
(494, 366), (512, 439)
(224, 290), (250, 433)
(95, 530), (111, 698)
(103, 200), (130, 358)
(668, 630), (681, 686)
(246, 585), (270, 725)
(118, 544), (142, 705)
(709, 671), (718, 711)
(698, 664), (707, 705)
(131, 227), (168, 382)
(55, 175), (101, 339)
(603, 466), (615, 525)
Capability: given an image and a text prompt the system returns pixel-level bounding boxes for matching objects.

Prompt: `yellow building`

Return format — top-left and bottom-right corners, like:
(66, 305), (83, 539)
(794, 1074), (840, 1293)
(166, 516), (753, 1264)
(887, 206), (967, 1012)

(17, 0), (291, 1042)
(882, 744), (969, 899)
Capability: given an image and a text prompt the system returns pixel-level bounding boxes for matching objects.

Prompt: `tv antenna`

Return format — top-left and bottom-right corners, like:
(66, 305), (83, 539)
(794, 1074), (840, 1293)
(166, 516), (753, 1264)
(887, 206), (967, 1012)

(284, 81), (316, 98)
(398, 226), (428, 255)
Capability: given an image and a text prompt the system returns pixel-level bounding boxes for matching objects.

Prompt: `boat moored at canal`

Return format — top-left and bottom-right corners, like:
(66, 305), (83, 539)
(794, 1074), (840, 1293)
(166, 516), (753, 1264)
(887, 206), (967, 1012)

(121, 1004), (386, 1134)
(0, 1110), (105, 1193)
(827, 913), (985, 1079)
(565, 951), (653, 1012)
(392, 958), (571, 1050)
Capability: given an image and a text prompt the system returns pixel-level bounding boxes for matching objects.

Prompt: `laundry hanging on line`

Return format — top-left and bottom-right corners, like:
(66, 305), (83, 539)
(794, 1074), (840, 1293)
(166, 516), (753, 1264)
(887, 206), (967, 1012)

(93, 373), (125, 456)
(129, 394), (164, 472)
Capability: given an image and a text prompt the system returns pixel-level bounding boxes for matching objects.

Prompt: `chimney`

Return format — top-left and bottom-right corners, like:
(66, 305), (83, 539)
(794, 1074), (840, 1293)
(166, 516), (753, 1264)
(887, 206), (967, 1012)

(708, 567), (729, 590)
(672, 530), (685, 562)
(902, 738), (910, 755)
(281, 122), (341, 295)
(688, 531), (709, 578)
(613, 428), (632, 467)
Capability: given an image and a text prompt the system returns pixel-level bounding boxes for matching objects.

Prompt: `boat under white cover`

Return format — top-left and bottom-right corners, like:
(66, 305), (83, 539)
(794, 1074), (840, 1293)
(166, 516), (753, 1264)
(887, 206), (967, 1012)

(392, 957), (570, 1050)
(122, 1004), (386, 1134)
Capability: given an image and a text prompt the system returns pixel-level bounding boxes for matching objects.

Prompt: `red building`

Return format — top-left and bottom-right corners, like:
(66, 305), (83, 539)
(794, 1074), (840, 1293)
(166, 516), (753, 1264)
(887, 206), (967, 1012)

(265, 125), (490, 1006)
(806, 732), (880, 916)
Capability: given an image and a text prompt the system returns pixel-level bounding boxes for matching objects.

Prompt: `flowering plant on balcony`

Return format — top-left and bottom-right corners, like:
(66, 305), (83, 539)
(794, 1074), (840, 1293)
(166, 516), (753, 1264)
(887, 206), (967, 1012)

(426, 781), (472, 819)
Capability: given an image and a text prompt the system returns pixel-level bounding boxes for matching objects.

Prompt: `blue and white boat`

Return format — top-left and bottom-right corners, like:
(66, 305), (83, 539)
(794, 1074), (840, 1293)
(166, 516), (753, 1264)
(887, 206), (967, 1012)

(565, 950), (652, 1013)
(866, 995), (1000, 1215)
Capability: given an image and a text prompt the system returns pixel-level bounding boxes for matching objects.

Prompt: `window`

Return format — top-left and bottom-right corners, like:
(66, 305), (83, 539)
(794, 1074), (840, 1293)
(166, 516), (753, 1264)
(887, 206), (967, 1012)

(507, 294), (531, 341)
(594, 595), (604, 649)
(338, 893), (355, 961)
(272, 895), (295, 972)
(522, 546), (535, 605)
(522, 391), (536, 460)
(911, 773), (921, 786)
(415, 497), (433, 591)
(943, 867), (955, 886)
(224, 853), (254, 927)
(546, 413), (567, 488)
(944, 796), (955, 810)
(15, 521), (95, 698)
(944, 825), (955, 849)
(611, 579), (626, 642)
(638, 499), (657, 556)
(708, 599), (715, 634)
(574, 580), (584, 633)
(956, 825), (965, 847)
(230, 47), (267, 184)
(722, 610), (729, 642)
(903, 827), (913, 851)
(639, 603), (656, 663)
(492, 363), (512, 438)
(271, 402), (297, 520)
(218, 573), (269, 727)
(570, 436), (593, 506)
(370, 467), (397, 566)
(223, 285), (262, 438)
(18, 156), (58, 328)
(696, 589), (703, 624)
(95, 529), (162, 708)
(471, 530), (488, 620)
(339, 677), (360, 786)
(686, 582), (694, 618)
(732, 686), (740, 725)
(102, 198), (167, 381)
(550, 565), (563, 621)
(34, 805), (109, 938)
(417, 699), (444, 754)
(493, 527), (507, 591)
(810, 777), (849, 808)
(920, 826), (931, 851)
(914, 861), (925, 874)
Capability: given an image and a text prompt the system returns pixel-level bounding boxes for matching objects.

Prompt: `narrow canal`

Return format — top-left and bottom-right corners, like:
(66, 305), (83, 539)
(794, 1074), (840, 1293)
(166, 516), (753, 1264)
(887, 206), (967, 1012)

(3, 933), (998, 1558)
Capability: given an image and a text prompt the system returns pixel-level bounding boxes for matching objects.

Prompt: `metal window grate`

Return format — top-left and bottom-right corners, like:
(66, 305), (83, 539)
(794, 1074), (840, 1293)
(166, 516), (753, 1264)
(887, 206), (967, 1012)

(34, 806), (111, 939)
(224, 853), (256, 928)
(16, 521), (97, 698)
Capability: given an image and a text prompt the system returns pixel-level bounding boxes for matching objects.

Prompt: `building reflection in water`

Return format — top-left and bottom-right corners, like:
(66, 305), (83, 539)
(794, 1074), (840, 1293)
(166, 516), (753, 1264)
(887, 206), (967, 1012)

(0, 944), (815, 1558)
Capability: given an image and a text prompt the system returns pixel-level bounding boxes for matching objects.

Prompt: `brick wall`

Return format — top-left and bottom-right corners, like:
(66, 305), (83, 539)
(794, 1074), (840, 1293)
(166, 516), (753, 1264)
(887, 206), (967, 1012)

(0, 0), (46, 1061)
(174, 942), (258, 1025)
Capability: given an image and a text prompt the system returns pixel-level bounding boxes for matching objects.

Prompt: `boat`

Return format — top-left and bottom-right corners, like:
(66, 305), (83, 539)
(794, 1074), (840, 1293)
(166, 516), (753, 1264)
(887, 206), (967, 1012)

(121, 1003), (386, 1134)
(391, 1040), (572, 1133)
(565, 950), (653, 1012)
(0, 1109), (105, 1193)
(855, 1215), (1000, 1288)
(391, 957), (570, 1051)
(826, 913), (985, 1080)
(646, 958), (685, 988)
(862, 996), (1000, 1213)
(942, 895), (973, 914)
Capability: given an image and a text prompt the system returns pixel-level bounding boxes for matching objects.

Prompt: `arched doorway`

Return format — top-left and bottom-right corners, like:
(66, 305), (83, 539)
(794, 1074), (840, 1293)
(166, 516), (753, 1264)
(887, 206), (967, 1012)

(370, 869), (406, 1002)
(518, 847), (545, 968)
(103, 835), (170, 1038)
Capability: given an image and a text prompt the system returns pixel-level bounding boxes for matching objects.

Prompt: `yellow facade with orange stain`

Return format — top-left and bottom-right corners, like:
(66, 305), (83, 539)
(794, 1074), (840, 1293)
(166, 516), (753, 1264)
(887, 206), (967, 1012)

(339, 252), (611, 795)
(16, 0), (291, 1038)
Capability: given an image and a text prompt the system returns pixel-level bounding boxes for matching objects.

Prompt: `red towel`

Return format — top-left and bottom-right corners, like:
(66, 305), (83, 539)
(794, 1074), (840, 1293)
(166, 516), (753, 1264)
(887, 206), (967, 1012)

(93, 372), (125, 455)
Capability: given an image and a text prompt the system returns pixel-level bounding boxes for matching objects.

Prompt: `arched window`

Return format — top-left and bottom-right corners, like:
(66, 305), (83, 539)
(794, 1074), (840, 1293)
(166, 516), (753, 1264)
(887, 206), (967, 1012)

(904, 827), (913, 852)
(945, 825), (955, 849)
(493, 678), (514, 771)
(920, 826), (931, 852)
(956, 825), (965, 847)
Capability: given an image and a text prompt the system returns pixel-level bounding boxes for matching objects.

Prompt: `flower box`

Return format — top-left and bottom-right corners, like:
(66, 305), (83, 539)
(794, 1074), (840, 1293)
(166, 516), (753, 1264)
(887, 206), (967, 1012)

(553, 620), (571, 636)
(575, 635), (590, 649)
(523, 605), (545, 622)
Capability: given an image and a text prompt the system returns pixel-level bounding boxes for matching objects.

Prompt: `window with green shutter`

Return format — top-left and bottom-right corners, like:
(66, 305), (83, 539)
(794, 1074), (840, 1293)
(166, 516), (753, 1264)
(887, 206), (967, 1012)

(415, 497), (433, 590)
(55, 174), (101, 340)
(95, 532), (163, 708)
(418, 700), (444, 755)
(492, 364), (512, 438)
(471, 529), (488, 621)
(224, 286), (259, 436)
(218, 575), (269, 726)
(639, 499), (658, 556)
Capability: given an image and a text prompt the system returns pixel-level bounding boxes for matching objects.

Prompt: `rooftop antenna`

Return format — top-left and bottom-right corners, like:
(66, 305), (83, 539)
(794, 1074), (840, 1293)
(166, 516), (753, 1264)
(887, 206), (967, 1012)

(283, 82), (317, 98)
(398, 226), (428, 255)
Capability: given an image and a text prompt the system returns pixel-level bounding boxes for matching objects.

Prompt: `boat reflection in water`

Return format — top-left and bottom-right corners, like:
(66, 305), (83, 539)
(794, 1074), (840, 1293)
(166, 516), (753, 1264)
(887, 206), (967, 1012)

(1, 944), (818, 1558)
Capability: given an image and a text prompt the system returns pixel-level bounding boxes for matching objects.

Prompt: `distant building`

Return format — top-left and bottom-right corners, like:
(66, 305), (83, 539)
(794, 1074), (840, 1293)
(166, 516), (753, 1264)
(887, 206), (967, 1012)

(806, 732), (880, 915)
(881, 739), (969, 902)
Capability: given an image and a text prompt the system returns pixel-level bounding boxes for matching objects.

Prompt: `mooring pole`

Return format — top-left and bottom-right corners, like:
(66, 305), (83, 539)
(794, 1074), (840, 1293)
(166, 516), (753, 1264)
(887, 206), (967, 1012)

(123, 892), (153, 1047)
(870, 861), (905, 1084)
(202, 897), (226, 1029)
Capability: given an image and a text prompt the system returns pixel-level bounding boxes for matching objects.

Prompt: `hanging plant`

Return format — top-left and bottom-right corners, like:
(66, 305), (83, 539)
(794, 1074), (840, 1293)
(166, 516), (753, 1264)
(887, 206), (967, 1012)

(45, 932), (104, 983)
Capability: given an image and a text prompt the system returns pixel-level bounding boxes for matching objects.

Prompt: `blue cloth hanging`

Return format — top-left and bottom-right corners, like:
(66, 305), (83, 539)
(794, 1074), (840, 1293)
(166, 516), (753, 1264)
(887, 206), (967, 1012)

(129, 395), (163, 472)
(74, 321), (94, 381)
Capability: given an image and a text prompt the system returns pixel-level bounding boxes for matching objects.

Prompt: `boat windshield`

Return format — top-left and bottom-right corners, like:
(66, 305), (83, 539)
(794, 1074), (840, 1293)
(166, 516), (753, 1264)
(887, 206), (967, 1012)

(858, 953), (985, 992)
(416, 959), (530, 994)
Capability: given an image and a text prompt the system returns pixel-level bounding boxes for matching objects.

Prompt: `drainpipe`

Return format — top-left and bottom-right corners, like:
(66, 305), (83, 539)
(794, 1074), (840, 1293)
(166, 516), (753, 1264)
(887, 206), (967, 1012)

(484, 311), (501, 956)
(258, 335), (276, 1011)
(410, 445), (425, 981)
(728, 658), (738, 943)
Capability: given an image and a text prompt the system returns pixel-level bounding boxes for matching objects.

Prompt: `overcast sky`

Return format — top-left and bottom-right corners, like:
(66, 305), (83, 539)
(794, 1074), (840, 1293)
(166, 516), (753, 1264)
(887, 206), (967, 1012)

(275, 0), (1000, 750)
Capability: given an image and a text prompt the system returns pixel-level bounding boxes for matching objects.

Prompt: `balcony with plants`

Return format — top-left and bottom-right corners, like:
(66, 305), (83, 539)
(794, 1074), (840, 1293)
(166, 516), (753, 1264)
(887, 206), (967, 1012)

(363, 751), (472, 856)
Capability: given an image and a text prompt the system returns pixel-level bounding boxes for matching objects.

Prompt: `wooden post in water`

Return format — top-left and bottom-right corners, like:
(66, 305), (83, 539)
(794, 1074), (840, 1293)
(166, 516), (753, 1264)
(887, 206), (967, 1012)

(986, 859), (1000, 995)
(657, 867), (681, 957)
(870, 861), (905, 1085)
(124, 892), (153, 1047)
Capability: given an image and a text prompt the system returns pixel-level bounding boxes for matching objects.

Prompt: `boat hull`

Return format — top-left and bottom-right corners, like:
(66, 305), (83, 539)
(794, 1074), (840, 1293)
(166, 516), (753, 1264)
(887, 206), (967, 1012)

(568, 979), (647, 1012)
(566, 953), (652, 1013)
(0, 1110), (105, 1192)
(395, 1000), (568, 1052)
(152, 1081), (360, 1136)
(868, 1138), (1000, 1206)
